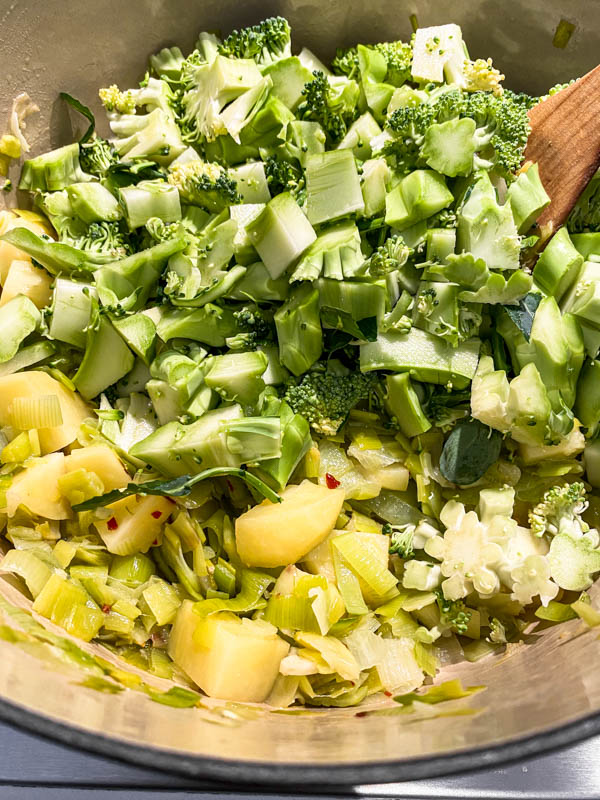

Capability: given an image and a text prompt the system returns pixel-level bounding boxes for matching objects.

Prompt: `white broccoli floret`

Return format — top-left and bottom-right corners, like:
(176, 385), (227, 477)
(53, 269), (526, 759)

(425, 501), (503, 600)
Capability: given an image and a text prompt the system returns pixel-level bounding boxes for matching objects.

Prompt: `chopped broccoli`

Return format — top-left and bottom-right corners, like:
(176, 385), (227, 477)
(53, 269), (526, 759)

(436, 590), (472, 635)
(228, 305), (275, 350)
(168, 159), (240, 211)
(61, 220), (132, 260)
(374, 40), (413, 87)
(529, 482), (589, 538)
(264, 155), (305, 201)
(331, 47), (360, 80)
(99, 85), (136, 114)
(283, 370), (377, 435)
(385, 523), (415, 558)
(79, 137), (118, 177)
(364, 235), (413, 276)
(332, 40), (412, 86)
(568, 171), (600, 232)
(463, 58), (505, 96)
(382, 87), (530, 178)
(298, 71), (359, 142)
(218, 17), (292, 65)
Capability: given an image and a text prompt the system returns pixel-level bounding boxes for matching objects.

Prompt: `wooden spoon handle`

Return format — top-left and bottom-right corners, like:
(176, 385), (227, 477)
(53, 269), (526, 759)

(524, 63), (600, 233)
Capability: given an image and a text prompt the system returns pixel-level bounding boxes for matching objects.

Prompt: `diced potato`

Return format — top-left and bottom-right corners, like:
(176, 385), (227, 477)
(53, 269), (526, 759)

(0, 260), (53, 308)
(65, 445), (130, 491)
(5, 452), (70, 520)
(235, 479), (345, 568)
(0, 371), (91, 454)
(95, 494), (173, 555)
(168, 603), (289, 702)
(0, 211), (52, 285)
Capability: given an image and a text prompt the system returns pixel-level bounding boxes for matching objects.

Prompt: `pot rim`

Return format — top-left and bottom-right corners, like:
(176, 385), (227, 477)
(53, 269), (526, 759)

(0, 694), (597, 787)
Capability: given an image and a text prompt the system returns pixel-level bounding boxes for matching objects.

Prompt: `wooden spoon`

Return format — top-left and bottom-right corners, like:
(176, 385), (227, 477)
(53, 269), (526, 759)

(524, 63), (600, 235)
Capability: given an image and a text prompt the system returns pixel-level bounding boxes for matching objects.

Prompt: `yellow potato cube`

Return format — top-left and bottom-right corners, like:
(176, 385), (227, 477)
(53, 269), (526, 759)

(0, 260), (53, 308)
(235, 479), (345, 568)
(168, 603), (289, 702)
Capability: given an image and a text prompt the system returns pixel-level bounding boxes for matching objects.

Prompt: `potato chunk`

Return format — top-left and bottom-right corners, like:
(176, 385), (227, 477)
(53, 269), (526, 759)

(65, 445), (130, 491)
(0, 371), (91, 454)
(168, 603), (289, 702)
(5, 453), (70, 520)
(235, 479), (345, 568)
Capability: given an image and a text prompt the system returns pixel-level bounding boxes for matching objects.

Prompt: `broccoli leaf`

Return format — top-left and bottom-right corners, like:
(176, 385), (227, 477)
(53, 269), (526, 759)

(60, 93), (95, 144)
(439, 418), (502, 485)
(71, 467), (281, 512)
(502, 291), (541, 341)
(320, 306), (378, 341)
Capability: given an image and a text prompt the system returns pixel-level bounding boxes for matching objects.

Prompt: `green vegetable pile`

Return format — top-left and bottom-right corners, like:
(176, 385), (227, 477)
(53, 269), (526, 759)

(0, 17), (599, 708)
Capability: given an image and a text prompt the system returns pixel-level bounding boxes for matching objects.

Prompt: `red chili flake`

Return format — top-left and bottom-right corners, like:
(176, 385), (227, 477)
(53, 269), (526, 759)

(226, 479), (235, 492)
(152, 539), (158, 546)
(355, 711), (369, 718)
(101, 604), (111, 614)
(325, 472), (341, 489)
(151, 510), (162, 519)
(384, 690), (393, 697)
(107, 517), (118, 531)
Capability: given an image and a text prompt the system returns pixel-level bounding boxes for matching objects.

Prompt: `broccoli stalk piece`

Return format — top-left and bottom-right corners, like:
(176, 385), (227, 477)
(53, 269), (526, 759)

(218, 17), (292, 65)
(529, 482), (588, 538)
(283, 369), (377, 435)
(168, 159), (240, 212)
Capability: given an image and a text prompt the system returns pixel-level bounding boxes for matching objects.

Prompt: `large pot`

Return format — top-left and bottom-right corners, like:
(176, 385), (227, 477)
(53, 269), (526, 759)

(1, 0), (600, 787)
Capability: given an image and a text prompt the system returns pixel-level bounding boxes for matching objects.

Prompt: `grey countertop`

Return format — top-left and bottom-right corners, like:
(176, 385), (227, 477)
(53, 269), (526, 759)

(0, 717), (597, 799)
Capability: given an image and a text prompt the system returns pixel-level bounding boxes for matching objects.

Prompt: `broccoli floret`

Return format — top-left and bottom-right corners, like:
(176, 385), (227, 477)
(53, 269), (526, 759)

(168, 159), (240, 212)
(61, 220), (132, 260)
(264, 155), (305, 201)
(464, 90), (530, 176)
(436, 591), (472, 635)
(529, 482), (589, 538)
(365, 235), (413, 276)
(331, 47), (360, 80)
(79, 137), (118, 177)
(382, 88), (530, 178)
(568, 171), (600, 232)
(332, 40), (411, 86)
(218, 17), (292, 65)
(99, 85), (136, 114)
(374, 40), (412, 87)
(298, 71), (359, 143)
(228, 305), (274, 350)
(382, 89), (465, 172)
(463, 58), (505, 96)
(384, 523), (415, 558)
(283, 370), (377, 435)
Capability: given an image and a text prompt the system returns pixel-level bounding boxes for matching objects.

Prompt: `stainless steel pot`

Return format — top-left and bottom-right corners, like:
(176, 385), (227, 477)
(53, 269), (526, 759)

(1, 0), (600, 786)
